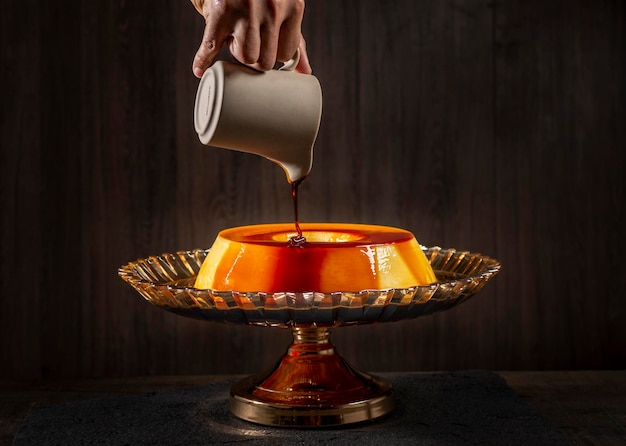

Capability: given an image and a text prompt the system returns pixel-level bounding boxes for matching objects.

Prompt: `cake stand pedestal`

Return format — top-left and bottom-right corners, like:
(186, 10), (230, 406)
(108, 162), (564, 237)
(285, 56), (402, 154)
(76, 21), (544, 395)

(230, 326), (393, 427)
(119, 246), (500, 428)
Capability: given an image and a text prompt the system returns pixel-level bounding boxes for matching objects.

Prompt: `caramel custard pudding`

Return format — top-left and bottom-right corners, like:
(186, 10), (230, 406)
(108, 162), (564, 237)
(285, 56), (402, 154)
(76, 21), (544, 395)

(194, 223), (437, 293)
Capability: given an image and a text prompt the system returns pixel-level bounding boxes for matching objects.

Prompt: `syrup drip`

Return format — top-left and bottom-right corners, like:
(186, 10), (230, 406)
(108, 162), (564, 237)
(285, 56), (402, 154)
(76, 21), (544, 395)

(288, 178), (306, 247)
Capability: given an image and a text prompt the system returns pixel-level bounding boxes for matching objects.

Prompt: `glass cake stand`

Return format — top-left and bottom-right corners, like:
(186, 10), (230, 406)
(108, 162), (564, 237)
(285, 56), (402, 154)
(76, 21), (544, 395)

(119, 246), (500, 428)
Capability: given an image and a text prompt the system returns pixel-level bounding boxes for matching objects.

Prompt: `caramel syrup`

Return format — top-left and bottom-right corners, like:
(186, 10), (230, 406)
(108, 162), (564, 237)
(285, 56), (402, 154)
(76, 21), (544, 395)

(289, 178), (306, 247)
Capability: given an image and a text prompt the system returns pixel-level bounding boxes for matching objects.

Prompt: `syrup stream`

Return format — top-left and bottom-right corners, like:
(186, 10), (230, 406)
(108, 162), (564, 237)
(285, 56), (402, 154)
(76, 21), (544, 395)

(289, 178), (306, 247)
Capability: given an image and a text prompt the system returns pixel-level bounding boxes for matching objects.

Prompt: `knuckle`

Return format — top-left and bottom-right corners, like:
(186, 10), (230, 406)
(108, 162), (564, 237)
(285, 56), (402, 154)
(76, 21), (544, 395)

(202, 38), (217, 52)
(206, 0), (228, 18)
(291, 0), (305, 15)
(264, 0), (291, 21)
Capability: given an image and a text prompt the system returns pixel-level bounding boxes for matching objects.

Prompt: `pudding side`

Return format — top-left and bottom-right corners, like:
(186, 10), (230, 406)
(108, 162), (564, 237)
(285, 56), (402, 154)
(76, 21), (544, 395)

(194, 223), (437, 293)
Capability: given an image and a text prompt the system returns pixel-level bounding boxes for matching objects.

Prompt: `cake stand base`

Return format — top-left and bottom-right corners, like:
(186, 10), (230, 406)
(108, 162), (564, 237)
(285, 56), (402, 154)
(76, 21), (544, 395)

(229, 327), (395, 427)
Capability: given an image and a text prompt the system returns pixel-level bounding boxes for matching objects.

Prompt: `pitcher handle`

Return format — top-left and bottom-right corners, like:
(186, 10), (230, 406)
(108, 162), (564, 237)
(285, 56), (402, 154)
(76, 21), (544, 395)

(278, 48), (300, 72)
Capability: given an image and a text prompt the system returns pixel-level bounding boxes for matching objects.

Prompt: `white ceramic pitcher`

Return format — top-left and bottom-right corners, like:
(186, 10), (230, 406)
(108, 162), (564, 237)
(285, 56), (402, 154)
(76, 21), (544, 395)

(194, 51), (322, 183)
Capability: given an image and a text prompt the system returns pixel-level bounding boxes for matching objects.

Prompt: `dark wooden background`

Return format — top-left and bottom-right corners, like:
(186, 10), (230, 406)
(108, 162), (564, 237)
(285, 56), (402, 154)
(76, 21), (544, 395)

(1, 0), (624, 380)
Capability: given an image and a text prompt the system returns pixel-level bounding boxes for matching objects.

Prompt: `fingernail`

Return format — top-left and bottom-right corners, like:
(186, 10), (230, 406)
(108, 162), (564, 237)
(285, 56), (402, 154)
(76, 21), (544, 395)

(193, 67), (204, 78)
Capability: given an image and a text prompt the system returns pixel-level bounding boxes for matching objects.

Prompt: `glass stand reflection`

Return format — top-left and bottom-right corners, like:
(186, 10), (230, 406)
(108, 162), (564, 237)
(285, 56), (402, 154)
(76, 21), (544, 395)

(230, 326), (394, 427)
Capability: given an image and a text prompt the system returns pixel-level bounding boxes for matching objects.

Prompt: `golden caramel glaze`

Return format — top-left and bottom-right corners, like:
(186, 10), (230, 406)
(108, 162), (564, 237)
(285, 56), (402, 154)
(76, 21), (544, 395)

(194, 223), (437, 293)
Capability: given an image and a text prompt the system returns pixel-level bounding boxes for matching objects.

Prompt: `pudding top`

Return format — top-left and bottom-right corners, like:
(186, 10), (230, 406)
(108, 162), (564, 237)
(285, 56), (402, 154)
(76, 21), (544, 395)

(218, 223), (415, 247)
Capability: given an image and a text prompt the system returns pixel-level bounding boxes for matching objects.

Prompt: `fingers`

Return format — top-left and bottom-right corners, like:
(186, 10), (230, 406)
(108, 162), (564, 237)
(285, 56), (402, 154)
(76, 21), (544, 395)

(276, 2), (304, 63)
(257, 24), (280, 70)
(229, 19), (263, 66)
(193, 27), (218, 78)
(192, 7), (232, 78)
(294, 37), (312, 74)
(192, 0), (311, 76)
(228, 1), (280, 71)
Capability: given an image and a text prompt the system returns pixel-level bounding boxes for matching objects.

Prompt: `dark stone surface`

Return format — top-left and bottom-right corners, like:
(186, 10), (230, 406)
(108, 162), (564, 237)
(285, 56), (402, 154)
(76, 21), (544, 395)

(13, 371), (572, 445)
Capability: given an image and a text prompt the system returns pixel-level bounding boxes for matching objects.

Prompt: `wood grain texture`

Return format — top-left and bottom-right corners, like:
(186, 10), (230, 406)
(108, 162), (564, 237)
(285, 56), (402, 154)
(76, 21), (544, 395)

(1, 0), (624, 379)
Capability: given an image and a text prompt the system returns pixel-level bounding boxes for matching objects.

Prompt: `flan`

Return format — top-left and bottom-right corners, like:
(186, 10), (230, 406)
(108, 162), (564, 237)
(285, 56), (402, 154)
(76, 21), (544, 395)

(194, 223), (437, 293)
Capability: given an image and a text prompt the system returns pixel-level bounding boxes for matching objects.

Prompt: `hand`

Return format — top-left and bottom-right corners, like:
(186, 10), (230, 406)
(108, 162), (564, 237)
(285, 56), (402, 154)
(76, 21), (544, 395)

(190, 0), (312, 77)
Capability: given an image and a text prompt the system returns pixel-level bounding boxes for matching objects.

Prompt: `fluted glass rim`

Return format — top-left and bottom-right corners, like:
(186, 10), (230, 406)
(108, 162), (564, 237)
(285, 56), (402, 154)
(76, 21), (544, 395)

(118, 247), (500, 327)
